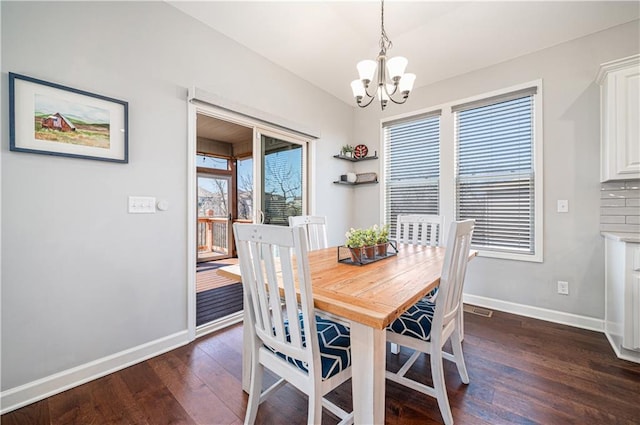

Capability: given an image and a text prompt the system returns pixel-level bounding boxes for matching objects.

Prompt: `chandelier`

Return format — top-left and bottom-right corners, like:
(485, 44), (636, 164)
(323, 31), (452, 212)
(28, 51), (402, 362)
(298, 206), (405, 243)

(351, 0), (416, 110)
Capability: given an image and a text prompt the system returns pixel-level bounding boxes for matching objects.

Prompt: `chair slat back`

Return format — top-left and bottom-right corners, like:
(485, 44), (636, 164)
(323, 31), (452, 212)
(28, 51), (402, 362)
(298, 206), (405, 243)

(234, 223), (319, 369)
(396, 214), (444, 246)
(435, 220), (475, 328)
(288, 215), (328, 251)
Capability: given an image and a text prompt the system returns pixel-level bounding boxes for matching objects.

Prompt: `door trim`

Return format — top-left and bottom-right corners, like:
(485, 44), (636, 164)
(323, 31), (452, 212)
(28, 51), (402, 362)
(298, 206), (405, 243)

(188, 87), (321, 139)
(187, 104), (197, 341)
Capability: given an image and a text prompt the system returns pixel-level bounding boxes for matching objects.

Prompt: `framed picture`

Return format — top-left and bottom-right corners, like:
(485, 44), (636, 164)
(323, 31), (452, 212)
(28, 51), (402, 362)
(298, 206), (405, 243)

(9, 72), (128, 163)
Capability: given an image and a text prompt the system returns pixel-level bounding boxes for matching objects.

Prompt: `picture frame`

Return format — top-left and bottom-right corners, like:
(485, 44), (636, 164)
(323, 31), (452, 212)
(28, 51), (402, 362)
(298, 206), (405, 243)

(9, 72), (128, 163)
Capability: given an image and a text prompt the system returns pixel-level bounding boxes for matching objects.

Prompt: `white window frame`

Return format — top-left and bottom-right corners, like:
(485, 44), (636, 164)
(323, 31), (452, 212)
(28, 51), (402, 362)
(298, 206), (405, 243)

(380, 79), (543, 263)
(381, 112), (442, 236)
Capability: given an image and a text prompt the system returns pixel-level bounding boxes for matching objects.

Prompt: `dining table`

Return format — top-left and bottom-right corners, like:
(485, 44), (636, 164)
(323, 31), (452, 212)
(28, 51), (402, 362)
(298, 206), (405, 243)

(218, 243), (477, 425)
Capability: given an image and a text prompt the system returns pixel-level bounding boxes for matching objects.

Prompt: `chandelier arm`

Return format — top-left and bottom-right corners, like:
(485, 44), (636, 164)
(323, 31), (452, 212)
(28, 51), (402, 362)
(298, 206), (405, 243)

(382, 82), (399, 98)
(387, 94), (409, 105)
(357, 94), (378, 108)
(362, 83), (378, 100)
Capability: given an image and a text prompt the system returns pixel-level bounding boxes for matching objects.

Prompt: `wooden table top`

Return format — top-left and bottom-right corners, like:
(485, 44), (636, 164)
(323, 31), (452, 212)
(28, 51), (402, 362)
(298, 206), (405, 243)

(219, 244), (477, 330)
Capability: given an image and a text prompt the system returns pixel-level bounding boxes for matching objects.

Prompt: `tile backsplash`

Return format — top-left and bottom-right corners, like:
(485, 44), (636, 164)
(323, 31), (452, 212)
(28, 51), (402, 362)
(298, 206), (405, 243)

(601, 180), (640, 233)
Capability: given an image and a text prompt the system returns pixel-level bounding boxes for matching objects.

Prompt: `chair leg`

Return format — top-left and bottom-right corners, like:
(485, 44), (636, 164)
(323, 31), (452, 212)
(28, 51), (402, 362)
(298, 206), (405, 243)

(451, 326), (469, 384)
(458, 305), (465, 342)
(244, 357), (263, 425)
(308, 391), (323, 425)
(390, 342), (400, 354)
(431, 348), (454, 425)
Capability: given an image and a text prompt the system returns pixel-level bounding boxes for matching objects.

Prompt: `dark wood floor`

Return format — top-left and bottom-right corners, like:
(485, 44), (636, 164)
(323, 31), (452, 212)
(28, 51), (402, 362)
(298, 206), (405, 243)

(3, 308), (639, 425)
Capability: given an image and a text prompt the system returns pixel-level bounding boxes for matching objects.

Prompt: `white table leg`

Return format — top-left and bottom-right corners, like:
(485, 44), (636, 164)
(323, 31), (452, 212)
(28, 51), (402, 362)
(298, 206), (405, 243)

(350, 322), (386, 424)
(242, 297), (251, 393)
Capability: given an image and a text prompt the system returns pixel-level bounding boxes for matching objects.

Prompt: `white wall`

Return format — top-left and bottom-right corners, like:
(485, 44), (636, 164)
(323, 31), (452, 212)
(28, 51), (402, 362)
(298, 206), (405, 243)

(352, 20), (640, 321)
(0, 0), (353, 402)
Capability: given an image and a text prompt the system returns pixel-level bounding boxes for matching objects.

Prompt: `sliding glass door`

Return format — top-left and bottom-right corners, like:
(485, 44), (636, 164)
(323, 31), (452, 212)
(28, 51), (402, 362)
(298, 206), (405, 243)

(190, 106), (313, 335)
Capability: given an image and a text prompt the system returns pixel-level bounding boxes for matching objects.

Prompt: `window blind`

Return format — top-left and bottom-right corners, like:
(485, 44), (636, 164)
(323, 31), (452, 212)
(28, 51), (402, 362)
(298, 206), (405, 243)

(455, 94), (535, 255)
(384, 115), (440, 236)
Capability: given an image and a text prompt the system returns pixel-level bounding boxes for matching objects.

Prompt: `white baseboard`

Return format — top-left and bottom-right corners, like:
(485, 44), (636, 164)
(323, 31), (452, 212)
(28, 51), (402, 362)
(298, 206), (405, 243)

(604, 331), (640, 364)
(463, 294), (604, 332)
(1, 330), (190, 415)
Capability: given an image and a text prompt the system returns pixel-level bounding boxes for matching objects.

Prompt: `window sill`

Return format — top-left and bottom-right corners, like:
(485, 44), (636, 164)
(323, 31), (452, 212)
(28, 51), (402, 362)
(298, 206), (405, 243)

(475, 249), (543, 263)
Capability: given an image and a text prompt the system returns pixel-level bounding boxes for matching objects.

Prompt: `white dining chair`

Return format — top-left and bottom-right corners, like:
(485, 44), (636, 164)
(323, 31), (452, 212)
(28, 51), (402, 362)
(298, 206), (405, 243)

(385, 219), (475, 425)
(396, 214), (444, 247)
(288, 215), (328, 251)
(391, 214), (445, 354)
(233, 223), (353, 425)
(395, 214), (443, 303)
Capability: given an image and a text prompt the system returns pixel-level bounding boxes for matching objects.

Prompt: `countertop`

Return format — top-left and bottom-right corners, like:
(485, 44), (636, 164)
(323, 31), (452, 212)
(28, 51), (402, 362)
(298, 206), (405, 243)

(601, 232), (640, 243)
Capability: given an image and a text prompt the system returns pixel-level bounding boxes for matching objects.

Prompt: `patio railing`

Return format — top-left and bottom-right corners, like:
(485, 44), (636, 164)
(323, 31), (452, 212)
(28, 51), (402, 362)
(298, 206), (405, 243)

(198, 217), (228, 257)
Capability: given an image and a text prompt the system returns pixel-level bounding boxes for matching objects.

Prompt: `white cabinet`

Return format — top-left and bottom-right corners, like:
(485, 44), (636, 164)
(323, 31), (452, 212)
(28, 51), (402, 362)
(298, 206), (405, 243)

(604, 235), (640, 363)
(596, 54), (640, 182)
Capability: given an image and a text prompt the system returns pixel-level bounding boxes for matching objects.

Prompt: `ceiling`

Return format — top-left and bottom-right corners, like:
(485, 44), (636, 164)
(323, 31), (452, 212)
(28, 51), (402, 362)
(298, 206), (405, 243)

(169, 1), (639, 107)
(197, 114), (253, 144)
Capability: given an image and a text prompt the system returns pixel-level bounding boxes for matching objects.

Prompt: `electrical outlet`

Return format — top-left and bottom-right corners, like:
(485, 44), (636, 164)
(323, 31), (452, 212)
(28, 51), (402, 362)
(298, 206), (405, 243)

(557, 280), (569, 295)
(557, 200), (569, 213)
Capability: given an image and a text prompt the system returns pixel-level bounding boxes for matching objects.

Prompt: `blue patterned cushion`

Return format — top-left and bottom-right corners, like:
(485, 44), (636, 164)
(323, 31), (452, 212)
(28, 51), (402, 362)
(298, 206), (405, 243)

(387, 298), (436, 341)
(266, 314), (351, 380)
(423, 287), (438, 302)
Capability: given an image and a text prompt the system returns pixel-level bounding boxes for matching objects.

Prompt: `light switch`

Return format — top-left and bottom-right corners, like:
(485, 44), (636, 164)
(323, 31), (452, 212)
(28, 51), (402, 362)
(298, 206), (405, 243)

(557, 200), (569, 213)
(128, 196), (156, 213)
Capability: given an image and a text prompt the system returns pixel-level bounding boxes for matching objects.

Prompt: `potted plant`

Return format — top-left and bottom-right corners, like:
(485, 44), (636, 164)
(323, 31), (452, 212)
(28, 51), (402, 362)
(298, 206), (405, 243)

(376, 224), (390, 256)
(345, 228), (366, 262)
(363, 226), (379, 259)
(341, 144), (354, 158)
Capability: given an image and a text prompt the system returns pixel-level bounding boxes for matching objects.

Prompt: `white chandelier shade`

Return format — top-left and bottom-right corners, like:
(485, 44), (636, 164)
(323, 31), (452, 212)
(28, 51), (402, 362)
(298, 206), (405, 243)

(386, 56), (408, 81)
(357, 60), (377, 83)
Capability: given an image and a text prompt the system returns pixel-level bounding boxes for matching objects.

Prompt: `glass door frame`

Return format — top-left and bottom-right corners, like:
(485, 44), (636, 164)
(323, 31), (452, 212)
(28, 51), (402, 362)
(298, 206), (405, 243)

(196, 170), (233, 261)
(253, 127), (309, 225)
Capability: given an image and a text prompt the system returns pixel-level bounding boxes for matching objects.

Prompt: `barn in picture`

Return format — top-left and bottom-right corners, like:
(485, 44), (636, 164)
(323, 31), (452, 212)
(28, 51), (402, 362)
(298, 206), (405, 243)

(41, 112), (76, 132)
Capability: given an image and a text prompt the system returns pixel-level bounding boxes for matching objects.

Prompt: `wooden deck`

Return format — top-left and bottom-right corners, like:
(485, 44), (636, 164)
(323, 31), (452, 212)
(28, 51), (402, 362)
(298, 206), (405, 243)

(196, 258), (239, 293)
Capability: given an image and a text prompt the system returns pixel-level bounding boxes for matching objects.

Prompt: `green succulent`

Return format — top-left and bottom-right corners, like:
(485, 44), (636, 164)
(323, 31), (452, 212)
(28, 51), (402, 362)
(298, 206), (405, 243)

(345, 228), (366, 248)
(377, 224), (390, 244)
(341, 144), (354, 154)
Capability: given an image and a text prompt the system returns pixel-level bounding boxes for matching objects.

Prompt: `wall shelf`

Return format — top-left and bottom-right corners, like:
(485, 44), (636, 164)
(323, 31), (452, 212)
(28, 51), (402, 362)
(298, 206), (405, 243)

(333, 154), (378, 162)
(333, 180), (378, 186)
(333, 150), (378, 186)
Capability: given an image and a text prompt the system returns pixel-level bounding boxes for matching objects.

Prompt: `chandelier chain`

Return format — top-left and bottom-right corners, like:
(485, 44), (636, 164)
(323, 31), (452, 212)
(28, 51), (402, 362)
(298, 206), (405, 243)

(379, 0), (392, 54)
